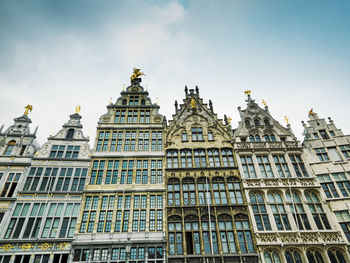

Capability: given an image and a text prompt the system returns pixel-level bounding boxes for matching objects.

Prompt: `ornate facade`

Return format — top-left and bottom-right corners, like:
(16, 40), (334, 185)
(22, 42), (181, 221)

(73, 76), (166, 263)
(165, 88), (258, 263)
(0, 111), (91, 262)
(233, 94), (348, 263)
(302, 111), (350, 255)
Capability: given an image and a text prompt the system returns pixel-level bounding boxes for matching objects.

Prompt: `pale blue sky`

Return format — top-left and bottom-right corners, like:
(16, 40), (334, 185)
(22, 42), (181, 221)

(0, 0), (349, 144)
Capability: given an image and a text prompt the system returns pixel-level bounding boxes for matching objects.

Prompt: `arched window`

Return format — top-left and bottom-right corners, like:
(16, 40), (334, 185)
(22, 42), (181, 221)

(245, 118), (252, 127)
(182, 178), (196, 205)
(307, 250), (325, 263)
(197, 177), (212, 205)
(286, 191), (311, 230)
(255, 135), (261, 142)
(181, 132), (187, 142)
(227, 177), (243, 204)
(141, 99), (145, 105)
(235, 214), (254, 253)
(167, 150), (178, 168)
(268, 192), (291, 230)
(264, 118), (270, 126)
(270, 134), (276, 141)
(212, 177), (227, 205)
(122, 99), (127, 105)
(167, 179), (180, 206)
(201, 215), (218, 254)
(66, 129), (75, 139)
(194, 149), (206, 168)
(218, 214), (236, 254)
(208, 149), (220, 167)
(168, 215), (183, 255)
(254, 119), (261, 126)
(265, 250), (281, 263)
(285, 250), (303, 263)
(184, 215), (200, 255)
(4, 140), (16, 156)
(180, 150), (192, 168)
(221, 148), (234, 167)
(327, 249), (346, 263)
(264, 134), (270, 142)
(305, 192), (331, 230)
(249, 135), (255, 142)
(250, 192), (271, 230)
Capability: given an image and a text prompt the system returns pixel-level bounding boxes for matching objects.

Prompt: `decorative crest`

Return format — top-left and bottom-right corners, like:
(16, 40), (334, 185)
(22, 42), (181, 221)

(284, 116), (289, 125)
(130, 68), (145, 81)
(244, 90), (251, 96)
(262, 99), (267, 107)
(24, 105), (33, 115)
(190, 97), (196, 108)
(308, 108), (316, 115)
(75, 105), (81, 113)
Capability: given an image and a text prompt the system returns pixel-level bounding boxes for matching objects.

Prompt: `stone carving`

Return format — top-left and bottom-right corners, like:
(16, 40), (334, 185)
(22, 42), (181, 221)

(258, 233), (277, 243)
(279, 233), (299, 243)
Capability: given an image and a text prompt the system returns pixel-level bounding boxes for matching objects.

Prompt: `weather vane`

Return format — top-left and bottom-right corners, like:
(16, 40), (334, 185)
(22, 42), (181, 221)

(24, 105), (33, 115)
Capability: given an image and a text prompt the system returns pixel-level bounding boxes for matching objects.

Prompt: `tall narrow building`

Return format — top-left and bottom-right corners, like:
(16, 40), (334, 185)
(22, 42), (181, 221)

(165, 88), (257, 263)
(302, 110), (350, 253)
(73, 73), (166, 262)
(233, 94), (348, 263)
(0, 110), (90, 263)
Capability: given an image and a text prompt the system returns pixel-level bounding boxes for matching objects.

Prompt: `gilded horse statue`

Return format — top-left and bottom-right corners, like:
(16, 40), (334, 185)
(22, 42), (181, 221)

(130, 68), (145, 81)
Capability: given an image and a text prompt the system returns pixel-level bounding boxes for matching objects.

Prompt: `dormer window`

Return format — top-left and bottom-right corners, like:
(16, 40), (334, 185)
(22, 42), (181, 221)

(264, 134), (276, 142)
(245, 118), (252, 127)
(122, 99), (127, 105)
(255, 135), (261, 142)
(192, 127), (203, 141)
(254, 119), (261, 126)
(129, 96), (139, 105)
(4, 140), (16, 156)
(264, 118), (270, 126)
(66, 129), (75, 139)
(319, 130), (329, 140)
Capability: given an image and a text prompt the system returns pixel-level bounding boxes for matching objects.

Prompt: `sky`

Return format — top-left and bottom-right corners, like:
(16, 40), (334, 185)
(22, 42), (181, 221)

(0, 0), (349, 146)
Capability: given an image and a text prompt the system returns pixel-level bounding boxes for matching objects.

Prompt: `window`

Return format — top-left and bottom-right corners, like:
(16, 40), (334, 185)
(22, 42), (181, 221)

(90, 160), (105, 185)
(167, 179), (180, 206)
(334, 210), (350, 242)
(208, 131), (214, 141)
(273, 155), (291, 177)
(340, 145), (350, 159)
(289, 155), (308, 177)
(218, 214), (237, 254)
(227, 177), (243, 204)
(201, 215), (219, 254)
(305, 192), (331, 230)
(235, 214), (254, 253)
(50, 145), (80, 158)
(306, 250), (325, 263)
(213, 178), (227, 205)
(208, 149), (220, 167)
(197, 178), (212, 205)
(327, 249), (346, 263)
(182, 132), (187, 142)
(4, 140), (15, 156)
(257, 156), (274, 178)
(168, 216), (183, 255)
(136, 160), (148, 184)
(221, 148), (234, 167)
(66, 129), (75, 139)
(80, 196), (99, 233)
(254, 119), (261, 126)
(333, 173), (350, 197)
(264, 251), (281, 263)
(97, 196), (114, 232)
(285, 250), (303, 263)
(318, 174), (339, 198)
(73, 249), (90, 262)
(268, 192), (291, 230)
(264, 134), (276, 142)
(180, 150), (192, 168)
(250, 193), (271, 230)
(328, 147), (342, 162)
(1, 173), (21, 197)
(315, 148), (329, 162)
(191, 127), (203, 141)
(105, 160), (119, 184)
(263, 118), (270, 126)
(149, 195), (163, 231)
(245, 118), (252, 127)
(151, 131), (162, 151)
(319, 130), (329, 140)
(182, 178), (196, 205)
(137, 131), (150, 151)
(286, 192), (311, 230)
(194, 149), (207, 167)
(313, 133), (319, 139)
(240, 156), (257, 178)
(120, 160), (134, 184)
(255, 135), (261, 142)
(167, 150), (178, 168)
(329, 130), (335, 136)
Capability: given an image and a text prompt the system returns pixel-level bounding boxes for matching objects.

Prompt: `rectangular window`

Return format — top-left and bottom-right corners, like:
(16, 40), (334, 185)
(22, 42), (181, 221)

(319, 130), (329, 140)
(328, 147), (342, 162)
(192, 127), (203, 141)
(289, 155), (308, 177)
(315, 148), (330, 162)
(273, 155), (291, 177)
(257, 156), (274, 178)
(240, 156), (256, 178)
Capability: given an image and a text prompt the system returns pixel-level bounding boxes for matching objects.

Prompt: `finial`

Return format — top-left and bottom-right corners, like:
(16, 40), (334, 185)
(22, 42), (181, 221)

(75, 105), (81, 113)
(122, 84), (126, 91)
(284, 116), (289, 125)
(130, 68), (145, 81)
(244, 90), (251, 96)
(0, 124), (3, 133)
(224, 114), (228, 125)
(227, 117), (232, 125)
(308, 108), (315, 116)
(109, 97), (113, 104)
(190, 97), (196, 108)
(156, 98), (159, 105)
(24, 105), (33, 115)
(146, 84), (148, 92)
(195, 86), (199, 94)
(175, 100), (178, 111)
(262, 99), (267, 107)
(185, 86), (188, 95)
(34, 126), (38, 135)
(209, 100), (213, 112)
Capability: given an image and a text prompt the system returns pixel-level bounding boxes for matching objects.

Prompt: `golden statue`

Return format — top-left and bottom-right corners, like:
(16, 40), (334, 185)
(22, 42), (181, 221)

(308, 108), (316, 115)
(190, 97), (196, 108)
(75, 105), (81, 113)
(284, 116), (289, 124)
(24, 105), (33, 115)
(244, 90), (251, 96)
(130, 68), (145, 81)
(227, 117), (232, 124)
(262, 99), (267, 106)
